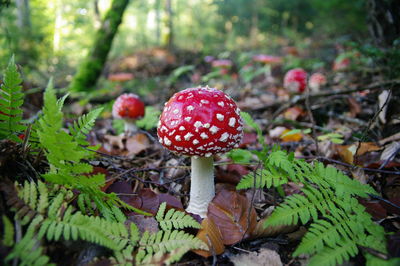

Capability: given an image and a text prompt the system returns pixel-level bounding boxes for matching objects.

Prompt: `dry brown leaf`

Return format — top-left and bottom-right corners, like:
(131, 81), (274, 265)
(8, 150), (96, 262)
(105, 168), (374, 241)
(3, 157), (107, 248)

(230, 248), (282, 266)
(125, 133), (150, 156)
(193, 218), (225, 257)
(283, 106), (304, 121)
(208, 189), (257, 245)
(336, 142), (381, 165)
(280, 129), (303, 142)
(251, 216), (297, 238)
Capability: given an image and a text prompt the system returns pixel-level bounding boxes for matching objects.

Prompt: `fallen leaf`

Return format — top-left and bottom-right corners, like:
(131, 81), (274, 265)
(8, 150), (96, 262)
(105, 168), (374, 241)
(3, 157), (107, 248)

(125, 133), (150, 156)
(101, 133), (150, 157)
(283, 106), (304, 121)
(251, 216), (297, 238)
(127, 215), (159, 234)
(128, 188), (160, 215)
(193, 218), (225, 257)
(208, 188), (257, 245)
(348, 97), (361, 118)
(230, 248), (282, 266)
(280, 129), (303, 142)
(336, 142), (381, 165)
(358, 199), (387, 220)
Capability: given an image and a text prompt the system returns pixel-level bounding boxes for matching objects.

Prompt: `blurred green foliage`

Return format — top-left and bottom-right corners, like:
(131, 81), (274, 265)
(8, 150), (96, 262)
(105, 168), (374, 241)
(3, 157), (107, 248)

(0, 0), (383, 88)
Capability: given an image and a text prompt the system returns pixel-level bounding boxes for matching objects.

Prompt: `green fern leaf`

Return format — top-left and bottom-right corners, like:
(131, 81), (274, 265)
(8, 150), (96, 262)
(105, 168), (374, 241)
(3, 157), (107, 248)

(69, 107), (103, 145)
(0, 56), (26, 142)
(2, 215), (14, 246)
(156, 202), (201, 231)
(308, 238), (358, 266)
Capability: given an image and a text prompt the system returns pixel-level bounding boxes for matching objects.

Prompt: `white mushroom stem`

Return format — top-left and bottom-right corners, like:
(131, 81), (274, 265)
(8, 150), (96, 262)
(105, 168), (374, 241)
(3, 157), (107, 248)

(124, 120), (138, 135)
(186, 156), (215, 218)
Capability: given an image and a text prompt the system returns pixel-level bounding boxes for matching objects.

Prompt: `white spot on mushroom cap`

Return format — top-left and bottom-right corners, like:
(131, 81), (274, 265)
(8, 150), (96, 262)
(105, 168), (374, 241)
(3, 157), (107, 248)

(184, 132), (194, 141)
(179, 126), (185, 131)
(229, 117), (236, 127)
(194, 121), (202, 128)
(210, 126), (219, 134)
(219, 132), (230, 142)
(216, 114), (224, 121)
(185, 117), (191, 122)
(200, 133), (209, 139)
(164, 137), (171, 146)
(173, 109), (179, 114)
(187, 105), (194, 111)
(175, 135), (181, 141)
(193, 139), (199, 145)
(217, 101), (224, 107)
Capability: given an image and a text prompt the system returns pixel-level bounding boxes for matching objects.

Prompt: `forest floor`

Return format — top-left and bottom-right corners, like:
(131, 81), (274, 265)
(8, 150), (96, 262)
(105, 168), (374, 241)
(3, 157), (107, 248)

(1, 46), (400, 265)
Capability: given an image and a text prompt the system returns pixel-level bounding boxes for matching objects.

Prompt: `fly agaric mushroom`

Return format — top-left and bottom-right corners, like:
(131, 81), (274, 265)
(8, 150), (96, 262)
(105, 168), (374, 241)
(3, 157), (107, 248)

(283, 68), (308, 93)
(333, 57), (350, 71)
(308, 73), (327, 92)
(211, 59), (233, 69)
(252, 54), (283, 65)
(157, 86), (243, 218)
(112, 93), (145, 134)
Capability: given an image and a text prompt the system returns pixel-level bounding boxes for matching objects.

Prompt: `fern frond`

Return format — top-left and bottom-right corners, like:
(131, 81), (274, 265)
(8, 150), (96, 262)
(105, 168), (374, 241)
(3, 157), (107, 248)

(314, 162), (376, 197)
(308, 238), (358, 266)
(2, 215), (14, 246)
(0, 56), (26, 142)
(136, 230), (207, 265)
(68, 107), (103, 145)
(156, 202), (201, 231)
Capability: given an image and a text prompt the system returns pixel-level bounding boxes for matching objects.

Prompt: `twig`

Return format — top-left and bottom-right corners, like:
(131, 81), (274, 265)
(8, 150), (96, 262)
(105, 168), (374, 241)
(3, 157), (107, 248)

(305, 87), (319, 155)
(311, 156), (400, 175)
(251, 79), (400, 113)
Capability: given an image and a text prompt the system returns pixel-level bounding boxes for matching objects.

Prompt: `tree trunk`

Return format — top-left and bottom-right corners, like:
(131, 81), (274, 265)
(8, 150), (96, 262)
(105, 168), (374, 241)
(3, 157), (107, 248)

(165, 0), (173, 50)
(367, 0), (400, 47)
(155, 0), (161, 45)
(69, 0), (130, 92)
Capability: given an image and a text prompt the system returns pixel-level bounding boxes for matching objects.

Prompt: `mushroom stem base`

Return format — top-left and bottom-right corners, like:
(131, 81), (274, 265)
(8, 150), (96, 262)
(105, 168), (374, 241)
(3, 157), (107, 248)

(186, 156), (214, 218)
(124, 121), (138, 135)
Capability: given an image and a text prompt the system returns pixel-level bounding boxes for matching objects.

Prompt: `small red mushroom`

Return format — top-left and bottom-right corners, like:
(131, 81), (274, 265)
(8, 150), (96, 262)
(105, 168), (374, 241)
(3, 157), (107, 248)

(112, 93), (145, 134)
(308, 73), (327, 92)
(211, 59), (233, 69)
(333, 57), (350, 71)
(157, 86), (243, 218)
(108, 72), (134, 82)
(283, 68), (308, 93)
(252, 54), (283, 65)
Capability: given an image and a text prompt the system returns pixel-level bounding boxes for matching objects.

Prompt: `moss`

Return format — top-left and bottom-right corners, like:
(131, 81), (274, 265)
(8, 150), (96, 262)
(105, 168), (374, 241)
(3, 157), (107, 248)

(69, 0), (130, 92)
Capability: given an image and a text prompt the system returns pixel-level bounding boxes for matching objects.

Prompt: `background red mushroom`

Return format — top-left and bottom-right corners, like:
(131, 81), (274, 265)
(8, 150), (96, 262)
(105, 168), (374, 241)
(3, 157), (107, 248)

(283, 68), (308, 93)
(112, 93), (145, 135)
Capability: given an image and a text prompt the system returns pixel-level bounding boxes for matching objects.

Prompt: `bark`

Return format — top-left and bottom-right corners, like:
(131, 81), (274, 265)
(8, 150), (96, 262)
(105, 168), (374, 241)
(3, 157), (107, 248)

(155, 0), (161, 45)
(367, 0), (400, 47)
(165, 0), (174, 49)
(69, 0), (130, 92)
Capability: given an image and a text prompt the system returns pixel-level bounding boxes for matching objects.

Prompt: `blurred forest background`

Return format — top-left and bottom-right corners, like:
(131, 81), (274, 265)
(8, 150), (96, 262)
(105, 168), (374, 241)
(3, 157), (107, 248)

(1, 0), (398, 92)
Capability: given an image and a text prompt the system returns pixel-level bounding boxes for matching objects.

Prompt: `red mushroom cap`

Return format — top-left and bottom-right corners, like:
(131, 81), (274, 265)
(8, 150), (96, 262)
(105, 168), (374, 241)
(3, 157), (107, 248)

(252, 54), (283, 64)
(333, 57), (350, 71)
(309, 73), (327, 90)
(284, 68), (308, 93)
(108, 72), (134, 82)
(112, 93), (145, 120)
(211, 59), (233, 68)
(157, 87), (243, 157)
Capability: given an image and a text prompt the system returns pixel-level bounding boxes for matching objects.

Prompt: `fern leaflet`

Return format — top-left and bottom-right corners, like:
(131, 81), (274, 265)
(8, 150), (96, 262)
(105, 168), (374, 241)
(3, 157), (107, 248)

(0, 56), (26, 142)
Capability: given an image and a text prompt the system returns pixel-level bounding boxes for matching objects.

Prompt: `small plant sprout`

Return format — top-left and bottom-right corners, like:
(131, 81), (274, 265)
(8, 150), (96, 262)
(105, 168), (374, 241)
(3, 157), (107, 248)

(112, 93), (145, 135)
(284, 68), (308, 93)
(308, 73), (327, 92)
(157, 86), (243, 218)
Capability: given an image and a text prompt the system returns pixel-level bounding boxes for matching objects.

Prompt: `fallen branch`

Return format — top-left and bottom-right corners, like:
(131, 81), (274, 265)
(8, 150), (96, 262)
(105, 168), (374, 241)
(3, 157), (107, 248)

(250, 79), (400, 113)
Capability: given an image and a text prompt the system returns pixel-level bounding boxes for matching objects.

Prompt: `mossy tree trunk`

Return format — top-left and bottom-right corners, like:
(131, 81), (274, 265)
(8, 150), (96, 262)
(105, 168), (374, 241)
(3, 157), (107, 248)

(69, 0), (130, 92)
